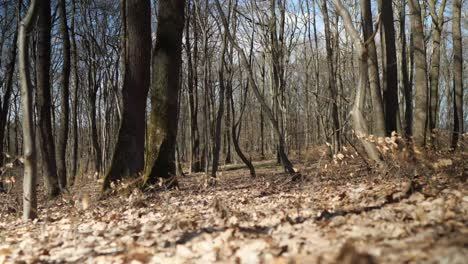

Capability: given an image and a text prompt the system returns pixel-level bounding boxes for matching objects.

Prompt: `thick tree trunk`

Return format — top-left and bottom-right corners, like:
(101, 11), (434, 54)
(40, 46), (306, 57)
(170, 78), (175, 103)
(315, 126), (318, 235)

(378, 0), (399, 135)
(451, 0), (463, 148)
(36, 0), (60, 197)
(408, 0), (429, 147)
(144, 0), (186, 186)
(19, 0), (38, 220)
(102, 0), (151, 190)
(360, 0), (385, 137)
(56, 0), (70, 189)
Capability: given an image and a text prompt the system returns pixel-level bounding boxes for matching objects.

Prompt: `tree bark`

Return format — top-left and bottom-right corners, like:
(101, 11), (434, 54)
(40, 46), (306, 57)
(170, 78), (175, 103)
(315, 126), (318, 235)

(377, 0), (399, 135)
(451, 0), (463, 148)
(144, 0), (186, 186)
(56, 0), (71, 189)
(69, 0), (79, 186)
(428, 0), (447, 146)
(408, 0), (429, 147)
(321, 0), (341, 154)
(19, 0), (38, 220)
(103, 0), (151, 190)
(36, 0), (60, 197)
(360, 0), (385, 137)
(399, 0), (412, 138)
(211, 0), (231, 178)
(332, 0), (383, 165)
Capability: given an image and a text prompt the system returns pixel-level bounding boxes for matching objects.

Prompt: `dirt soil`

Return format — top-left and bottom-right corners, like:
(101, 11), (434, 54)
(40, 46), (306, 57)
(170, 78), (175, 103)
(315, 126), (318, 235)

(1, 153), (467, 264)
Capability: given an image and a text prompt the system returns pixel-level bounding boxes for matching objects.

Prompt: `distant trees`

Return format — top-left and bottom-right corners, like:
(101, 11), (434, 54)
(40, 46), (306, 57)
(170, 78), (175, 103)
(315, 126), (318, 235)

(0, 0), (465, 217)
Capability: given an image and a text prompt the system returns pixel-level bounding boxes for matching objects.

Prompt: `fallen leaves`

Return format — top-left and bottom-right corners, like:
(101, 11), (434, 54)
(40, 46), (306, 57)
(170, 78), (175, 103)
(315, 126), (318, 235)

(1, 155), (468, 263)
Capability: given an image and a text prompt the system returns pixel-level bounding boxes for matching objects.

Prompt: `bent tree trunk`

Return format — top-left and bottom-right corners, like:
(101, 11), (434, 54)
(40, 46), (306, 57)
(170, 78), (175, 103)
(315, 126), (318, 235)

(19, 0), (38, 220)
(144, 0), (186, 187)
(332, 0), (383, 165)
(360, 0), (385, 137)
(214, 0), (295, 174)
(102, 0), (151, 190)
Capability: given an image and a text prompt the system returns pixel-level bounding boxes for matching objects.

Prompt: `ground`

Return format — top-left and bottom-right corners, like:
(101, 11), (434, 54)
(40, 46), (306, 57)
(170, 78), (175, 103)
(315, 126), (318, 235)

(0, 150), (467, 264)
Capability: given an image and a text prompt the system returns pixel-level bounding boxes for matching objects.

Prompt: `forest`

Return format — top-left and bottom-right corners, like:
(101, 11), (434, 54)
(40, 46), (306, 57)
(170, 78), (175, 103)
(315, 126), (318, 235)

(0, 0), (467, 263)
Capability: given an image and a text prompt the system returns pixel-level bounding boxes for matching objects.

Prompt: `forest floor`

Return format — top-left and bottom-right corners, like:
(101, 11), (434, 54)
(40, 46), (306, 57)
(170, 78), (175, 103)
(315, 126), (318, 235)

(1, 149), (468, 264)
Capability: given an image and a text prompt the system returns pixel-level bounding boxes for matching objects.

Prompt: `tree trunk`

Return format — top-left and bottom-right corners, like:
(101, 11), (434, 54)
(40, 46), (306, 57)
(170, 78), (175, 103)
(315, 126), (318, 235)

(427, 0), (446, 146)
(56, 0), (70, 189)
(36, 0), (60, 197)
(144, 0), (186, 186)
(69, 0), (79, 186)
(360, 0), (385, 137)
(408, 0), (429, 147)
(321, 0), (341, 154)
(332, 0), (383, 165)
(378, 0), (399, 135)
(451, 0), (463, 148)
(103, 0), (151, 190)
(185, 1), (201, 173)
(399, 0), (412, 138)
(211, 0), (230, 178)
(19, 0), (38, 220)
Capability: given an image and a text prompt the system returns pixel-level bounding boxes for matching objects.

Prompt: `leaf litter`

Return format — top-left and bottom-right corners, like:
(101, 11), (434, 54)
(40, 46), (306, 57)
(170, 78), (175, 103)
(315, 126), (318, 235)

(0, 153), (467, 264)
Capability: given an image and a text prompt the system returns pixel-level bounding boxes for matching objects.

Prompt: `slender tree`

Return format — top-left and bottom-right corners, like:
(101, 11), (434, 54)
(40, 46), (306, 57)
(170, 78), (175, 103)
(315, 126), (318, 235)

(19, 0), (38, 220)
(56, 0), (71, 189)
(360, 0), (385, 137)
(408, 0), (429, 147)
(427, 0), (447, 145)
(451, 0), (463, 148)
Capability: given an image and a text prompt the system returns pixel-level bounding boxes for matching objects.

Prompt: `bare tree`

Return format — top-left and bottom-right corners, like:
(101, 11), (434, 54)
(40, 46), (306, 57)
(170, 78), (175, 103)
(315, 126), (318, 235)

(451, 0), (463, 148)
(214, 0), (296, 174)
(331, 0), (383, 165)
(144, 0), (186, 186)
(103, 0), (151, 190)
(36, 0), (60, 196)
(427, 0), (447, 146)
(19, 0), (38, 220)
(360, 0), (385, 137)
(408, 0), (429, 147)
(56, 0), (71, 189)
